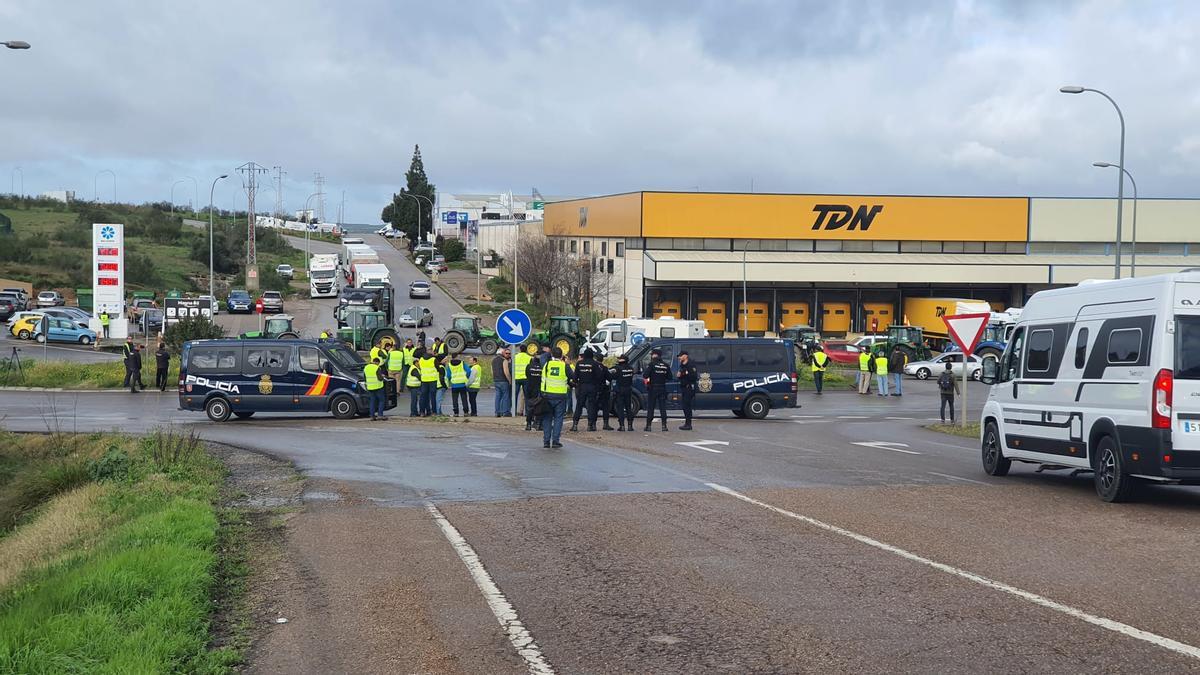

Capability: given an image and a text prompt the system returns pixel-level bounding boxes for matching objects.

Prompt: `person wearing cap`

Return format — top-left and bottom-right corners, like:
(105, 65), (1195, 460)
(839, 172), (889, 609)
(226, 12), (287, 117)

(539, 347), (573, 448)
(809, 344), (829, 395)
(641, 347), (672, 431)
(570, 347), (601, 432)
(610, 353), (637, 431)
(676, 350), (698, 431)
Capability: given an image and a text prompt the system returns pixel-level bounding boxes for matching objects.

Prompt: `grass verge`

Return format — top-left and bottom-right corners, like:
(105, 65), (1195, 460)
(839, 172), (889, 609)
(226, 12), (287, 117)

(0, 427), (241, 672)
(926, 421), (981, 438)
(0, 359), (131, 389)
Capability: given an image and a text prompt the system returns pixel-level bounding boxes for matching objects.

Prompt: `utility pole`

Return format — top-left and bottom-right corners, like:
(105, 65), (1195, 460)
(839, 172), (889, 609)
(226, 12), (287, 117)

(237, 162), (269, 291)
(273, 166), (286, 219)
(339, 190), (346, 226)
(313, 172), (326, 223)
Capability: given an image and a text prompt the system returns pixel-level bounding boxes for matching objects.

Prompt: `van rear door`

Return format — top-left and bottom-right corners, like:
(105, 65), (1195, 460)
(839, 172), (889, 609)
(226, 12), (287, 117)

(1171, 314), (1200, 451)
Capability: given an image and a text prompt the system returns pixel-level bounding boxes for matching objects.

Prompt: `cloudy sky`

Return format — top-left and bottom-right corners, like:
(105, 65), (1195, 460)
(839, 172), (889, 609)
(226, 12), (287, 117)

(2, 0), (1197, 222)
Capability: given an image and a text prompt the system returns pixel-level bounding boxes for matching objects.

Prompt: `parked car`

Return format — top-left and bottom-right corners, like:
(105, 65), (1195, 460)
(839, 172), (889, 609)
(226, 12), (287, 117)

(140, 308), (165, 334)
(385, 229), (401, 239)
(226, 290), (252, 313)
(414, 255), (426, 267)
(40, 308), (90, 328)
(0, 291), (29, 313)
(36, 290), (64, 308)
(198, 295), (220, 315)
(259, 291), (284, 313)
(10, 315), (41, 339)
(128, 297), (157, 320)
(397, 306), (433, 328)
(409, 280), (431, 299)
(34, 316), (97, 345)
(6, 309), (44, 329)
(820, 340), (864, 365)
(904, 352), (982, 380)
(0, 297), (16, 322)
(276, 264), (294, 279)
(852, 334), (886, 351)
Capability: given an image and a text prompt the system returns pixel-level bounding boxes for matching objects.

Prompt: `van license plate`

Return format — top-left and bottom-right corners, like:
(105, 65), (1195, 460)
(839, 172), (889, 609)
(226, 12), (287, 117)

(1181, 421), (1200, 434)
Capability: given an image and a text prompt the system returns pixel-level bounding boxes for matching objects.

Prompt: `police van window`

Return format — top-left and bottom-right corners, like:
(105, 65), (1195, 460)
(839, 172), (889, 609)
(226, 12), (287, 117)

(189, 347), (240, 374)
(325, 343), (364, 373)
(688, 345), (729, 369)
(734, 345), (786, 372)
(1074, 327), (1089, 369)
(1107, 328), (1141, 364)
(1002, 327), (1025, 382)
(1175, 317), (1200, 379)
(245, 347), (290, 376)
(299, 347), (326, 373)
(1026, 329), (1054, 372)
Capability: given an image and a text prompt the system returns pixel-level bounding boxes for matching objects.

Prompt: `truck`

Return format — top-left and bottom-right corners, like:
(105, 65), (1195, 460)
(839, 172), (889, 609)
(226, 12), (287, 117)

(335, 283), (395, 330)
(341, 243), (378, 271)
(900, 297), (991, 351)
(945, 307), (1021, 362)
(584, 317), (707, 358)
(309, 254), (340, 298)
(350, 262), (390, 289)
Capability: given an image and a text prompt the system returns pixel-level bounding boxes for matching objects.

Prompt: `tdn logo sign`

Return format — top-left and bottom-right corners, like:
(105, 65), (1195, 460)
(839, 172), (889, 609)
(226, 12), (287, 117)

(811, 204), (884, 231)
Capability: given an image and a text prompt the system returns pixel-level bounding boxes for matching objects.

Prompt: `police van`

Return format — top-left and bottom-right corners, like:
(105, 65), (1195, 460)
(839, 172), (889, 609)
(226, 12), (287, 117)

(980, 272), (1200, 501)
(179, 338), (396, 422)
(624, 337), (798, 419)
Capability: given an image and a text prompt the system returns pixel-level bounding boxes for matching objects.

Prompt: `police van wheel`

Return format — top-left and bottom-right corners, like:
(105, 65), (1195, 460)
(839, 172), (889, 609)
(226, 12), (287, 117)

(205, 397), (232, 423)
(743, 394), (770, 420)
(330, 394), (358, 420)
(1094, 436), (1137, 503)
(234, 411), (255, 419)
(981, 421), (1010, 476)
(915, 368), (931, 380)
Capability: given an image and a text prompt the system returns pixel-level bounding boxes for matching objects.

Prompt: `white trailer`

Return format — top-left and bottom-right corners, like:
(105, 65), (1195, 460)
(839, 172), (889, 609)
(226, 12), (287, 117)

(586, 317), (707, 357)
(351, 262), (390, 289)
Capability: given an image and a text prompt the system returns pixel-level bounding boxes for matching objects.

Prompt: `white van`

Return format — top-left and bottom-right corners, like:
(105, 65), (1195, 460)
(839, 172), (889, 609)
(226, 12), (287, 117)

(586, 317), (707, 357)
(979, 272), (1200, 502)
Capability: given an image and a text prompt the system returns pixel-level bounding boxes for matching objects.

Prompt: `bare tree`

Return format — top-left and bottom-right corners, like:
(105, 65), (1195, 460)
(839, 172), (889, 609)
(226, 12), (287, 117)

(507, 234), (564, 304)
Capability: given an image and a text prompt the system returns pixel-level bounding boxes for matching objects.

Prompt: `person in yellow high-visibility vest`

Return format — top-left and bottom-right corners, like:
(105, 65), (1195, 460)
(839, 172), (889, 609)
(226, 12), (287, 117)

(406, 354), (423, 417)
(418, 350), (440, 416)
(466, 356), (482, 417)
(363, 357), (386, 421)
(857, 348), (872, 395)
(810, 345), (829, 395)
(387, 343), (407, 391)
(444, 355), (471, 417)
(539, 347), (572, 449)
(874, 349), (890, 397)
(513, 348), (531, 415)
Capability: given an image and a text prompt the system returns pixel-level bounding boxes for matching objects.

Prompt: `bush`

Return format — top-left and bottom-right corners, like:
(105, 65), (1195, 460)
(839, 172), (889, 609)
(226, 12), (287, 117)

(125, 251), (160, 287)
(441, 238), (465, 262)
(87, 446), (131, 482)
(163, 316), (225, 354)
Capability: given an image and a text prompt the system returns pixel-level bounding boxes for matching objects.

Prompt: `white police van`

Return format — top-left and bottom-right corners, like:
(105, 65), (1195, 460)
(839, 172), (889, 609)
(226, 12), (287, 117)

(979, 272), (1200, 501)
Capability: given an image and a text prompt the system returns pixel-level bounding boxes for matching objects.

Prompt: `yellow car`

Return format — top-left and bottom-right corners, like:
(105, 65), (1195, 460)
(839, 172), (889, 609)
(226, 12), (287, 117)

(10, 315), (40, 340)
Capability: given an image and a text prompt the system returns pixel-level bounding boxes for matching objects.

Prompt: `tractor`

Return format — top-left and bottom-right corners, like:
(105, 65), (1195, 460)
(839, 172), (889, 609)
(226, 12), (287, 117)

(238, 314), (301, 340)
(443, 314), (500, 355)
(523, 315), (585, 360)
(880, 324), (933, 363)
(336, 308), (399, 352)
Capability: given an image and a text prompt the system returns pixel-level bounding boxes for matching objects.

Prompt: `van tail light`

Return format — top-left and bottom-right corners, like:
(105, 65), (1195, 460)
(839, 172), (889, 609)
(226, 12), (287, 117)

(1152, 368), (1173, 429)
(791, 372), (798, 393)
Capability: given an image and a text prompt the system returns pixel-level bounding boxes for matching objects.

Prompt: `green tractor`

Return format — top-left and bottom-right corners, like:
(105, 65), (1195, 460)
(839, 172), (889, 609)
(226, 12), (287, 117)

(336, 308), (399, 352)
(881, 324), (933, 363)
(443, 314), (501, 355)
(239, 314), (301, 340)
(523, 315), (585, 360)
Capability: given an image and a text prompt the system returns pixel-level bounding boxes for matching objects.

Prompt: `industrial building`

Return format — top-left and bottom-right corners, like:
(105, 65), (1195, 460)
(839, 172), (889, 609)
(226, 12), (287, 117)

(542, 191), (1200, 336)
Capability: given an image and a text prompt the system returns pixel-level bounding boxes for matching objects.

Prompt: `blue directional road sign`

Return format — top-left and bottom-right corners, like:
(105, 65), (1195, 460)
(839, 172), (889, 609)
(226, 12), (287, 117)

(496, 308), (532, 345)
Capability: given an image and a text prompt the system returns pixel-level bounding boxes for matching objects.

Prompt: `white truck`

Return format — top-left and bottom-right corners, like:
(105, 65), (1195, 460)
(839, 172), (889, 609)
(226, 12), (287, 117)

(351, 262), (390, 289)
(342, 245), (380, 280)
(584, 317), (708, 357)
(309, 254), (340, 298)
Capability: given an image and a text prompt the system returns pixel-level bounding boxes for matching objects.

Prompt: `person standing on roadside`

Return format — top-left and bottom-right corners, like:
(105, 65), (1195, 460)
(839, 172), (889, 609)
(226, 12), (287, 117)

(857, 347), (871, 395)
(809, 344), (829, 394)
(445, 353), (471, 417)
(610, 354), (636, 431)
(874, 348), (890, 397)
(99, 311), (110, 340)
(493, 347), (512, 417)
(418, 349), (439, 416)
(512, 347), (530, 417)
(642, 348), (672, 432)
(467, 357), (481, 416)
(525, 351), (543, 431)
(539, 347), (572, 449)
(406, 350), (423, 417)
(595, 354), (615, 431)
(677, 350), (698, 431)
(154, 342), (170, 391)
(889, 346), (907, 396)
(122, 336), (136, 388)
(434, 354), (447, 415)
(127, 344), (143, 394)
(570, 348), (600, 432)
(388, 341), (407, 391)
(364, 356), (387, 421)
(938, 361), (960, 423)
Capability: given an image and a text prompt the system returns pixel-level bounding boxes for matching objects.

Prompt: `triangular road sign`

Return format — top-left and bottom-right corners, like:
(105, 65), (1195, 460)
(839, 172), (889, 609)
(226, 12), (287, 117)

(943, 313), (990, 355)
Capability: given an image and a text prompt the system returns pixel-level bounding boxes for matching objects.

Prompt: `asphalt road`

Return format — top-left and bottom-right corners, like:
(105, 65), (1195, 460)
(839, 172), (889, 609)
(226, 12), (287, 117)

(0, 330), (121, 363)
(4, 384), (1200, 672)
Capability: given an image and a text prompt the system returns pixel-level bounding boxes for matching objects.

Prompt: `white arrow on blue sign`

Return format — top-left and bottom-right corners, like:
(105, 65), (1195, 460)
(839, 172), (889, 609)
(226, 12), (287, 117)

(496, 308), (532, 344)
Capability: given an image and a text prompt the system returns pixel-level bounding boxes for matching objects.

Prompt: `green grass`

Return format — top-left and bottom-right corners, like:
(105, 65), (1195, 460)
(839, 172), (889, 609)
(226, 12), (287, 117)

(0, 359), (131, 389)
(795, 366), (853, 389)
(926, 421), (981, 438)
(0, 428), (238, 672)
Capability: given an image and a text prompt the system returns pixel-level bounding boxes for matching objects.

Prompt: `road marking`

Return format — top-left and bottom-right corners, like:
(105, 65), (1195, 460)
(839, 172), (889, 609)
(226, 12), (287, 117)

(790, 414), (823, 418)
(471, 450), (509, 459)
(927, 471), (987, 485)
(852, 441), (920, 455)
(425, 503), (555, 674)
(675, 440), (728, 454)
(705, 482), (1200, 662)
(836, 415), (869, 419)
(885, 416), (914, 420)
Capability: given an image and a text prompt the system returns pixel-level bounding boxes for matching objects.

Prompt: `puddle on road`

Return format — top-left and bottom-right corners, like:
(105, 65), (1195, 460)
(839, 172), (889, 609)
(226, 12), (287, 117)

(301, 491), (342, 502)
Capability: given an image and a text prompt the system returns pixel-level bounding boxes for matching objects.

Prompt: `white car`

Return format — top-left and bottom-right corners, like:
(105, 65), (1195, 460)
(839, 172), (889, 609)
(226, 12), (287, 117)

(904, 352), (982, 380)
(198, 295), (220, 315)
(6, 309), (45, 328)
(36, 290), (65, 308)
(276, 264), (294, 279)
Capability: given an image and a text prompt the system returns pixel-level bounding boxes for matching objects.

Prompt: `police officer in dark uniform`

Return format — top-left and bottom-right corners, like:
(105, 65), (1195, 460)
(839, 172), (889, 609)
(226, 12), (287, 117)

(525, 352), (543, 431)
(595, 356), (615, 431)
(677, 350), (698, 431)
(642, 348), (672, 432)
(570, 348), (601, 432)
(610, 354), (636, 431)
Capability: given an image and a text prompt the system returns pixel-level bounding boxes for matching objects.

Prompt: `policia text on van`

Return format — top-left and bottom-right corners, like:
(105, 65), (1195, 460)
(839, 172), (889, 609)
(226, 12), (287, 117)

(979, 272), (1200, 502)
(178, 338), (398, 422)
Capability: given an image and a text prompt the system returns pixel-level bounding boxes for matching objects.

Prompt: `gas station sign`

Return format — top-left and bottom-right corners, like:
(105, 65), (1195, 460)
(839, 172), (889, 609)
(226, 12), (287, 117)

(89, 223), (129, 339)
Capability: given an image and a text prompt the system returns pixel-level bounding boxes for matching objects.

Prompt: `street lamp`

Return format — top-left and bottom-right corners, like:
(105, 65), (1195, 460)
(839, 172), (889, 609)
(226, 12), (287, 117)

(2, 41), (30, 49)
(1061, 85), (1126, 279)
(303, 192), (321, 275)
(10, 167), (22, 197)
(171, 179), (187, 215)
(209, 175), (228, 303)
(1093, 162), (1139, 277)
(94, 169), (116, 203)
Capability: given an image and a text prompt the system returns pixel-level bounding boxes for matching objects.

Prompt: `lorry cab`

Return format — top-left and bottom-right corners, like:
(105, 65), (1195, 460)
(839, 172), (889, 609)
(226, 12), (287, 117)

(980, 272), (1200, 502)
(624, 337), (797, 419)
(179, 338), (396, 422)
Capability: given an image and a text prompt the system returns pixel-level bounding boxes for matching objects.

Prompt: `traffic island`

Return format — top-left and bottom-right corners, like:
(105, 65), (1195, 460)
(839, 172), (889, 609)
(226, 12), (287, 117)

(925, 421), (981, 438)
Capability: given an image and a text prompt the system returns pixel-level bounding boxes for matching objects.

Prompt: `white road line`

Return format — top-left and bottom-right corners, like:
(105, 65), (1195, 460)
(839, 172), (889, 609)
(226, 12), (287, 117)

(705, 483), (1200, 662)
(927, 471), (988, 485)
(674, 440), (728, 454)
(425, 503), (555, 674)
(836, 415), (870, 419)
(885, 416), (914, 420)
(852, 441), (920, 455)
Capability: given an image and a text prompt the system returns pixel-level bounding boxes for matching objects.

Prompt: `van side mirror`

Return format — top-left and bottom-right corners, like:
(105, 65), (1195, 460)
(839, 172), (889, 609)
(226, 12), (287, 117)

(980, 357), (999, 385)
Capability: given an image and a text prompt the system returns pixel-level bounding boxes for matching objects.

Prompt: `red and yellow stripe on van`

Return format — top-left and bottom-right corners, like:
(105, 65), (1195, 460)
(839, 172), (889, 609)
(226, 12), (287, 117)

(305, 374), (330, 396)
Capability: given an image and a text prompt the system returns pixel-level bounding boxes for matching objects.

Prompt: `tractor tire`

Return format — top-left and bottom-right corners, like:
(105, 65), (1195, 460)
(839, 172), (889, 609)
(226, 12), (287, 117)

(443, 330), (467, 354)
(373, 329), (399, 352)
(895, 345), (916, 365)
(552, 334), (576, 360)
(976, 347), (1002, 365)
(480, 338), (499, 355)
(278, 331), (300, 340)
(524, 341), (542, 356)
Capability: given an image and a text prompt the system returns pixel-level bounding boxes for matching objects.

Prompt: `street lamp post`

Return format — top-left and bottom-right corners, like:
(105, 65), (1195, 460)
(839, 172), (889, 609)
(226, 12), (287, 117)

(171, 179), (187, 215)
(1061, 85), (1126, 279)
(209, 175), (228, 303)
(1093, 162), (1138, 277)
(94, 169), (116, 203)
(303, 192), (321, 276)
(186, 176), (199, 215)
(10, 167), (21, 197)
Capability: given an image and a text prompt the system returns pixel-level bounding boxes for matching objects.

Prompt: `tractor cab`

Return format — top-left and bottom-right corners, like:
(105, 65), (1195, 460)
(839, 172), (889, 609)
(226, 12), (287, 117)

(239, 314), (299, 340)
(452, 314), (481, 336)
(337, 310), (398, 352)
(884, 324), (931, 362)
(549, 316), (580, 336)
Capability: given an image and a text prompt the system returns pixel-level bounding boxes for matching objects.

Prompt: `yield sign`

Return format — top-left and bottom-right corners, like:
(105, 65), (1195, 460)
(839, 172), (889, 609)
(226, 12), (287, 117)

(943, 313), (990, 355)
